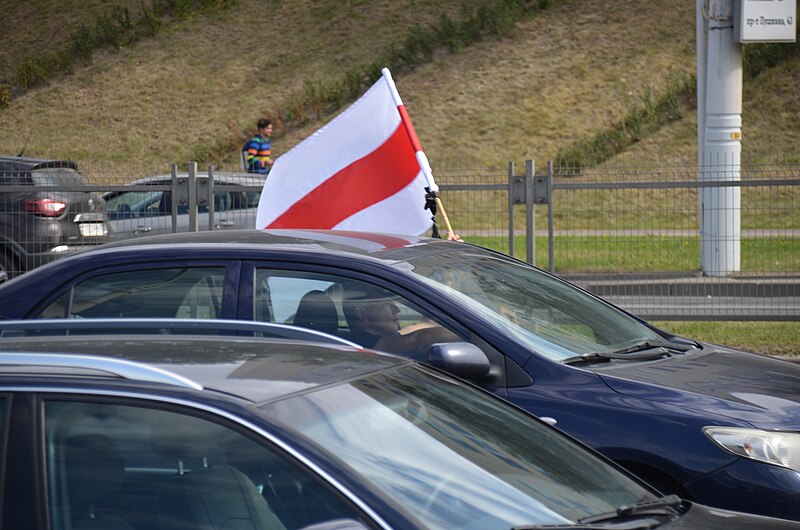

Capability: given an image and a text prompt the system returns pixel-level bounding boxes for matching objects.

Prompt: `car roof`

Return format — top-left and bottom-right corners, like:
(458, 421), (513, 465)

(0, 156), (78, 172)
(96, 228), (453, 259)
(0, 335), (405, 403)
(123, 173), (266, 186)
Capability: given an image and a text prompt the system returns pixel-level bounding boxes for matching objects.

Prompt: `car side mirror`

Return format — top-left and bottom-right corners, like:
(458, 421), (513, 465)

(299, 520), (370, 530)
(427, 342), (491, 379)
(0, 271), (7, 284)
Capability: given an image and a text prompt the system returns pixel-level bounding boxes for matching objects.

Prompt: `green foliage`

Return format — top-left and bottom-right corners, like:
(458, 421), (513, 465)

(1, 0), (236, 101)
(95, 7), (131, 51)
(14, 58), (48, 90)
(744, 41), (800, 78)
(556, 70), (696, 170)
(71, 25), (94, 62)
(137, 8), (162, 38)
(272, 0), (557, 134)
(0, 83), (10, 109)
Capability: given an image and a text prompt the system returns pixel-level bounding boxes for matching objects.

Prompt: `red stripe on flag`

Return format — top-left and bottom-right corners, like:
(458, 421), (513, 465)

(267, 124), (420, 229)
(397, 105), (423, 153)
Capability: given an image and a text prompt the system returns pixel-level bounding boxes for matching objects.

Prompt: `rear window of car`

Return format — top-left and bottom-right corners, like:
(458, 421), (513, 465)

(31, 168), (86, 186)
(36, 267), (227, 319)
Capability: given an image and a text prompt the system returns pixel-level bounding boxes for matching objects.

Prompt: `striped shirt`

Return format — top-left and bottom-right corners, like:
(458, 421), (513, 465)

(244, 134), (271, 174)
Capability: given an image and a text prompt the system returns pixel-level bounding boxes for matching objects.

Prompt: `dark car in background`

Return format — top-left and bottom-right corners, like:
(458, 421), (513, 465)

(0, 156), (109, 277)
(0, 229), (799, 521)
(102, 172), (264, 240)
(0, 328), (797, 530)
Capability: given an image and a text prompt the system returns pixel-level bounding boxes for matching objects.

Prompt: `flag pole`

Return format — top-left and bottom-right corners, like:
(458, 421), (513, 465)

(381, 68), (456, 239)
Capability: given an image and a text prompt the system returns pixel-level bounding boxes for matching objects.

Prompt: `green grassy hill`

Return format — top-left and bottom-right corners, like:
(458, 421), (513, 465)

(1, 0), (796, 179)
(1, 0), (798, 353)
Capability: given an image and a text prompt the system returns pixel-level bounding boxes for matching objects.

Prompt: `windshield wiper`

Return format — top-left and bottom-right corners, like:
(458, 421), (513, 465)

(615, 341), (692, 355)
(561, 341), (691, 365)
(511, 495), (683, 529)
(511, 519), (660, 529)
(579, 494), (683, 524)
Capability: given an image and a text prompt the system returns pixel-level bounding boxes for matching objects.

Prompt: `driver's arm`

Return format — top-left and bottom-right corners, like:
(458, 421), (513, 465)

(375, 325), (460, 357)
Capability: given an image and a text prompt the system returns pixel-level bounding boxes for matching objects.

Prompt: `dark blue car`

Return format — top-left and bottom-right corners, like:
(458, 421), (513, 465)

(1, 229), (799, 521)
(4, 330), (799, 529)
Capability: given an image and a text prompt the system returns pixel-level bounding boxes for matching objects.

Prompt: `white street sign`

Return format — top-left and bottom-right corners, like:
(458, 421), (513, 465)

(739, 0), (797, 42)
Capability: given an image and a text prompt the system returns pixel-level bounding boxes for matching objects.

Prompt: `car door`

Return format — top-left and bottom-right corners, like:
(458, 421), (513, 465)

(206, 186), (257, 230)
(3, 392), (374, 530)
(104, 182), (175, 240)
(237, 262), (516, 392)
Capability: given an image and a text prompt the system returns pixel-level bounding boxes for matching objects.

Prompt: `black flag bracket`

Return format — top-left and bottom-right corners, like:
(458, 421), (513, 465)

(424, 187), (441, 239)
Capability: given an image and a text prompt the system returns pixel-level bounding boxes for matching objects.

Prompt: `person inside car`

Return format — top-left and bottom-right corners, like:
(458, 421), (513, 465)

(342, 282), (459, 359)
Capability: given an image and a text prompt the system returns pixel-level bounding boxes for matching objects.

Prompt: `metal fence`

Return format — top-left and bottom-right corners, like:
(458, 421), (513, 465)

(2, 158), (798, 321)
(435, 158), (800, 321)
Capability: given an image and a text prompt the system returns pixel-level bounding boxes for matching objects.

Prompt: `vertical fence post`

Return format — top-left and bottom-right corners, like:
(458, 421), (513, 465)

(508, 161), (515, 257)
(526, 160), (535, 265)
(170, 164), (179, 233)
(187, 162), (198, 232)
(208, 164), (216, 231)
(547, 160), (555, 274)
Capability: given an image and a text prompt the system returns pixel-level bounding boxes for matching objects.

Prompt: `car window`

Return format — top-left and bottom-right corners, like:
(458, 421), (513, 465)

(36, 267), (226, 319)
(263, 364), (654, 530)
(105, 190), (168, 218)
(44, 400), (366, 530)
(400, 247), (663, 360)
(254, 269), (469, 361)
(244, 191), (261, 208)
(213, 191), (232, 212)
(31, 168), (85, 186)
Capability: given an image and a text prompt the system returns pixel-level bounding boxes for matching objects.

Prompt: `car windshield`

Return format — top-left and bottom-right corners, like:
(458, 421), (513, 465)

(262, 364), (654, 530)
(397, 246), (662, 360)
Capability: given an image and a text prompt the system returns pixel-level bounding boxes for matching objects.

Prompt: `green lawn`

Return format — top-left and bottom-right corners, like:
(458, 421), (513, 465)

(463, 235), (800, 274)
(653, 321), (800, 358)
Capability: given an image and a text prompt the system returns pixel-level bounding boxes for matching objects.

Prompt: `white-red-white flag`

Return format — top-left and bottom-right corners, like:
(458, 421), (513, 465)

(255, 68), (438, 235)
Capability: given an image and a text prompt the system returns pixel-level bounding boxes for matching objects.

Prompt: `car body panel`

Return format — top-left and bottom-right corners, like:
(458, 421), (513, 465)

(1, 336), (798, 530)
(593, 348), (800, 427)
(0, 229), (798, 521)
(102, 173), (264, 240)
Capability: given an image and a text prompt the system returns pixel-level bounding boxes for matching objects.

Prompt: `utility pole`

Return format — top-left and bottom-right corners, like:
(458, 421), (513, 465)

(696, 0), (796, 277)
(697, 0), (742, 277)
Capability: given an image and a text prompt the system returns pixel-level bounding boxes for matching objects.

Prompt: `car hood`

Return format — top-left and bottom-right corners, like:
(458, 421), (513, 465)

(663, 503), (800, 529)
(594, 346), (800, 429)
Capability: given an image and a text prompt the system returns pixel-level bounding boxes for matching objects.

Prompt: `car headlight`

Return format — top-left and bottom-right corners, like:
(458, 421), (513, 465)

(704, 427), (800, 472)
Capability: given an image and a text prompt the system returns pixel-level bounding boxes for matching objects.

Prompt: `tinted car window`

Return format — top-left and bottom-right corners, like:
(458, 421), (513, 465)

(105, 190), (167, 217)
(255, 269), (467, 360)
(263, 364), (653, 530)
(37, 267), (225, 319)
(401, 249), (663, 360)
(31, 168), (86, 186)
(44, 400), (363, 530)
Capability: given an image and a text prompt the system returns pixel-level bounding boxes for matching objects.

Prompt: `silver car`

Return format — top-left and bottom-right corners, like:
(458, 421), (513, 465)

(103, 173), (264, 240)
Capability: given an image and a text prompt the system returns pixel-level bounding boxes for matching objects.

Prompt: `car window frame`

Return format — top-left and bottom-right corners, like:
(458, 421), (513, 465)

(0, 393), (8, 524)
(238, 260), (510, 388)
(32, 390), (387, 530)
(27, 260), (242, 320)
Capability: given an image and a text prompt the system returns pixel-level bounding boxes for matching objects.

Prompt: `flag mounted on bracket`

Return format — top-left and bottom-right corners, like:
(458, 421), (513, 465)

(255, 68), (446, 236)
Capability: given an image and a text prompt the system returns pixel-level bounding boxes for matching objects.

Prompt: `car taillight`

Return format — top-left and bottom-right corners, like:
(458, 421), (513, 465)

(24, 199), (67, 217)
